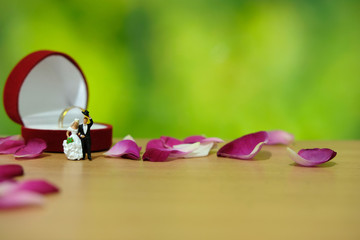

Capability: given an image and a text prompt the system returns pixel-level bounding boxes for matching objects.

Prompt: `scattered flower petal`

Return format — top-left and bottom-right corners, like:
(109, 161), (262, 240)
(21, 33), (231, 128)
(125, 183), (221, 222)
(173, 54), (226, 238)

(16, 180), (59, 194)
(0, 136), (25, 154)
(217, 131), (268, 160)
(14, 138), (47, 159)
(104, 136), (141, 160)
(267, 130), (294, 145)
(145, 138), (167, 150)
(143, 136), (223, 162)
(177, 142), (215, 158)
(0, 189), (44, 209)
(142, 148), (171, 162)
(160, 136), (183, 148)
(0, 179), (59, 209)
(123, 134), (135, 141)
(198, 137), (224, 144)
(183, 135), (206, 143)
(184, 135), (224, 144)
(287, 147), (337, 167)
(143, 142), (200, 162)
(0, 164), (24, 182)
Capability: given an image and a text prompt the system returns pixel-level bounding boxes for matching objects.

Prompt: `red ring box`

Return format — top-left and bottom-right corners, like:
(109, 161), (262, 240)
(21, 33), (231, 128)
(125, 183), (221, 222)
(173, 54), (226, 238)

(3, 50), (112, 152)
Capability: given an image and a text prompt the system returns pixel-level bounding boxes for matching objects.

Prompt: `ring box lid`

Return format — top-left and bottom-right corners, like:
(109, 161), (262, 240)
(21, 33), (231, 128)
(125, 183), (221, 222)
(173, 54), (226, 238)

(3, 50), (89, 129)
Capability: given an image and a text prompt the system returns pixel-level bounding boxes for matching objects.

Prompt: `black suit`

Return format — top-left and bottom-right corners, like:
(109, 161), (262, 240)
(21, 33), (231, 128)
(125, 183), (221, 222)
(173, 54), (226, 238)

(78, 118), (93, 159)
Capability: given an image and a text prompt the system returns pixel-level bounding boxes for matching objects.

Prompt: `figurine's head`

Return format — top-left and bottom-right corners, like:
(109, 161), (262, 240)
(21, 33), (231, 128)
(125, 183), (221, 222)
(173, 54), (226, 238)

(72, 119), (79, 128)
(83, 117), (89, 124)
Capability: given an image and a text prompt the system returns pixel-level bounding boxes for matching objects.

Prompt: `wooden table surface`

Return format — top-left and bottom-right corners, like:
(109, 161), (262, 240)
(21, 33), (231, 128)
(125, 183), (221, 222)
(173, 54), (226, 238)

(0, 140), (359, 240)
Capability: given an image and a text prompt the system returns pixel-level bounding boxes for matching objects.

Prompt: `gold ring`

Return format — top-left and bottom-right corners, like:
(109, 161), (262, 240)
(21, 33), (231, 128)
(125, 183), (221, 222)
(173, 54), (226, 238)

(58, 106), (85, 128)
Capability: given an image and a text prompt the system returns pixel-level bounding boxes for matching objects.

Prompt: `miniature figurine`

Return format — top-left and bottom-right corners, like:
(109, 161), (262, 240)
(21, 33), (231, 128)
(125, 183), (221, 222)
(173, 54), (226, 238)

(62, 119), (83, 160)
(78, 110), (93, 161)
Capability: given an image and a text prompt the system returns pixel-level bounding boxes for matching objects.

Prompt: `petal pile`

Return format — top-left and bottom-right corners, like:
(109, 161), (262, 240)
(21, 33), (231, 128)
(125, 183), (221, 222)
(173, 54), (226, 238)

(0, 164), (59, 209)
(143, 136), (224, 162)
(103, 135), (142, 160)
(287, 147), (337, 167)
(0, 136), (47, 159)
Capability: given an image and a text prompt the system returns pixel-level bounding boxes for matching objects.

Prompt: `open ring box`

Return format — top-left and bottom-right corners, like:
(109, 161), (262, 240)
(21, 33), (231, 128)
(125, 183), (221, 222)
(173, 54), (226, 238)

(3, 50), (112, 152)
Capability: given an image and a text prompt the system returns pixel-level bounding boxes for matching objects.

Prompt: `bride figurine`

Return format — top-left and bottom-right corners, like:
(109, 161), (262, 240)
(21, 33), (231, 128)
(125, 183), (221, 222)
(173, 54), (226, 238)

(63, 119), (83, 160)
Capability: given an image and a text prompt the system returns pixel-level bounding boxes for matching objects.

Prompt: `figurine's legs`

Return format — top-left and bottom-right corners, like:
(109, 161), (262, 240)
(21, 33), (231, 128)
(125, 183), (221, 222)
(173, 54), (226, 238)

(82, 140), (87, 159)
(87, 141), (92, 160)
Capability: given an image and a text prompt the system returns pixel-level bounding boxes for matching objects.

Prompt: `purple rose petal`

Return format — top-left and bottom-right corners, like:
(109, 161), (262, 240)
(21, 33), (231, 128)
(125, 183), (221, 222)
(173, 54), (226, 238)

(287, 147), (337, 167)
(217, 131), (269, 160)
(0, 164), (24, 182)
(104, 137), (141, 160)
(0, 136), (25, 154)
(14, 138), (47, 159)
(267, 130), (294, 145)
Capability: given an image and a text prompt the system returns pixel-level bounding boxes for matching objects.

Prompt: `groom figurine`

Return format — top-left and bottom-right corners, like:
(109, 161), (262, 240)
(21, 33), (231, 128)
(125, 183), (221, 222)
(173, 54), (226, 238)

(78, 110), (93, 161)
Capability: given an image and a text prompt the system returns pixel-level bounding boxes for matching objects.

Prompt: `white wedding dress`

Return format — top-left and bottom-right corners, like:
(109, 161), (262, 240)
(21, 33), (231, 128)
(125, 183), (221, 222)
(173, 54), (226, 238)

(63, 127), (83, 160)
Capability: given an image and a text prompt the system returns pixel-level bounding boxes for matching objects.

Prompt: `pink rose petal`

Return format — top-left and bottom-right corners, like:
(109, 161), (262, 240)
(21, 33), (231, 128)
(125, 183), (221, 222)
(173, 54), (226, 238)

(178, 142), (215, 158)
(0, 164), (24, 182)
(217, 131), (269, 160)
(143, 143), (197, 162)
(0, 189), (44, 209)
(287, 147), (337, 167)
(267, 130), (294, 145)
(184, 135), (224, 144)
(123, 135), (136, 141)
(142, 148), (172, 162)
(198, 137), (224, 144)
(170, 142), (202, 158)
(14, 138), (47, 159)
(143, 141), (200, 162)
(145, 136), (183, 151)
(103, 139), (141, 160)
(145, 136), (183, 150)
(160, 136), (183, 148)
(16, 180), (60, 194)
(0, 179), (59, 209)
(143, 136), (223, 162)
(0, 181), (45, 209)
(146, 138), (166, 150)
(142, 147), (194, 162)
(183, 135), (206, 143)
(0, 136), (25, 154)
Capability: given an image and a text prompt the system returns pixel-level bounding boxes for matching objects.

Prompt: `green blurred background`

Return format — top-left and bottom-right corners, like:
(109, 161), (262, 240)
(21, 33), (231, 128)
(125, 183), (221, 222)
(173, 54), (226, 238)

(0, 0), (359, 140)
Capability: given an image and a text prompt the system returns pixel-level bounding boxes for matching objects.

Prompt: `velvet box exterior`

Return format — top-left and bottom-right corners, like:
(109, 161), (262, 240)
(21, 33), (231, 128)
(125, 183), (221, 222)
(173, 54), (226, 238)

(3, 50), (112, 152)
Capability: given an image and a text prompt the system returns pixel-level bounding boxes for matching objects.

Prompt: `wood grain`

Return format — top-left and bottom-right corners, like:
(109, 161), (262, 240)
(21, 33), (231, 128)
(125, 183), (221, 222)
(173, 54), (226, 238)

(0, 140), (359, 240)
